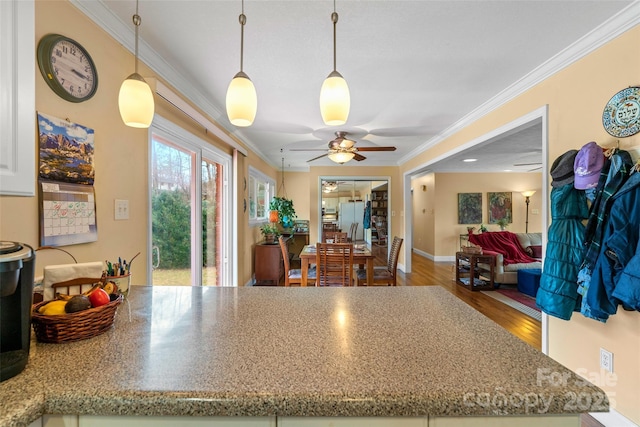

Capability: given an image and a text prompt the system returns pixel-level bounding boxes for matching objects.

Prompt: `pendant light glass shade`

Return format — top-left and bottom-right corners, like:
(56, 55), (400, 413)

(119, 1), (154, 129)
(328, 151), (355, 164)
(119, 73), (154, 128)
(226, 71), (257, 127)
(320, 70), (350, 126)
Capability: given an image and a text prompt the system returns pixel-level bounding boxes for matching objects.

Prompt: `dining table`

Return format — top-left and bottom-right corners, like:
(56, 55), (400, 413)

(299, 243), (374, 286)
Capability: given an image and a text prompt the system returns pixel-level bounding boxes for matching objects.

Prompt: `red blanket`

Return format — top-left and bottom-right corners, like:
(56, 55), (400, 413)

(468, 231), (536, 265)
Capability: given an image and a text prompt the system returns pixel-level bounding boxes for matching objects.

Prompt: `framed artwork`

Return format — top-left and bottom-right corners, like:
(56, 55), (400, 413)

(457, 193), (482, 224)
(37, 112), (95, 185)
(488, 192), (512, 223)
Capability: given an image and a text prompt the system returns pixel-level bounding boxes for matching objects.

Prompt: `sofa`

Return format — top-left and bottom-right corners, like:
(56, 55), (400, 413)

(467, 231), (543, 285)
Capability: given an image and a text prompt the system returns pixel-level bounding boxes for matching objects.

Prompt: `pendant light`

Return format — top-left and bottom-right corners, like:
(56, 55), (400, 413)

(320, 0), (350, 126)
(118, 0), (155, 129)
(226, 0), (257, 127)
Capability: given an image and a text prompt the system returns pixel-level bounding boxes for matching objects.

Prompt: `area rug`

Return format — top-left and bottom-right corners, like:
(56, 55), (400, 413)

(481, 286), (541, 321)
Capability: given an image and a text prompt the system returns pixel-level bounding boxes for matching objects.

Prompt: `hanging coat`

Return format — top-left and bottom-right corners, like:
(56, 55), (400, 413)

(536, 184), (589, 320)
(363, 201), (371, 229)
(587, 170), (640, 318)
(578, 150), (633, 321)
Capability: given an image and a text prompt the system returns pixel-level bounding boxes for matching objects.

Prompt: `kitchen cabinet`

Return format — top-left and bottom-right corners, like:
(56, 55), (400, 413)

(79, 415), (275, 426)
(0, 0), (35, 196)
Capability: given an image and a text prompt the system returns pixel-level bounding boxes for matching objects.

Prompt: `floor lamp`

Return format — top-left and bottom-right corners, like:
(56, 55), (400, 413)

(521, 191), (536, 233)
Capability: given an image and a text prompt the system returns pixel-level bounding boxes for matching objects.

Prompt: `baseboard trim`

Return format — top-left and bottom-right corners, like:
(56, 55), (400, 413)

(590, 409), (638, 427)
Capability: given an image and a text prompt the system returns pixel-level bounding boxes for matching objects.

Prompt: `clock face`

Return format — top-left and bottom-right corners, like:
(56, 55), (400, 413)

(37, 34), (98, 102)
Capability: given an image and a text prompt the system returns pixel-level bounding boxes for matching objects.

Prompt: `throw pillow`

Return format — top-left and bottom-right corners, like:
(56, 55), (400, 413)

(528, 245), (543, 258)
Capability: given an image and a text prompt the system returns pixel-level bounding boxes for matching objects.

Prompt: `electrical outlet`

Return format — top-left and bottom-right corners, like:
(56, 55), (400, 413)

(531, 209), (540, 215)
(600, 348), (613, 373)
(114, 199), (129, 220)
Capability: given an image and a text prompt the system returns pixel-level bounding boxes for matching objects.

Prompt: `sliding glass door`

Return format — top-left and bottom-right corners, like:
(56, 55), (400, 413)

(149, 116), (231, 286)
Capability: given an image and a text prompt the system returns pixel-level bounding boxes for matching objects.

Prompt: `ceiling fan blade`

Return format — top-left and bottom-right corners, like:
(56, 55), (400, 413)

(356, 146), (397, 152)
(353, 153), (367, 161)
(528, 166), (543, 172)
(307, 153), (328, 162)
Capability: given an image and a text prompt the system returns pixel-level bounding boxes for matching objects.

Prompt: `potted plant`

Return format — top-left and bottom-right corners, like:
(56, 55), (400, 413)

(260, 224), (280, 244)
(496, 218), (509, 230)
(478, 223), (488, 233)
(269, 197), (297, 229)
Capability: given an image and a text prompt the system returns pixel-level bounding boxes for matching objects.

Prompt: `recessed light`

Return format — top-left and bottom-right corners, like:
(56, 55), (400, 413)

(463, 158), (477, 162)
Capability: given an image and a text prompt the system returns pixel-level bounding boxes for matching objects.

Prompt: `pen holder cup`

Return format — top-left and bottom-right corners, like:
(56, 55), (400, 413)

(104, 273), (131, 298)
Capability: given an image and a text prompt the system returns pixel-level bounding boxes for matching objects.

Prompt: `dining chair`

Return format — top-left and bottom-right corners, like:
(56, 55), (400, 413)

(356, 236), (403, 286)
(278, 236), (315, 286)
(347, 222), (358, 242)
(323, 231), (348, 243)
(315, 242), (354, 287)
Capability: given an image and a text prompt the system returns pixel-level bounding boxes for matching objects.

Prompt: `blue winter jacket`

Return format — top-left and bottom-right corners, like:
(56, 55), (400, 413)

(586, 171), (640, 318)
(536, 184), (588, 320)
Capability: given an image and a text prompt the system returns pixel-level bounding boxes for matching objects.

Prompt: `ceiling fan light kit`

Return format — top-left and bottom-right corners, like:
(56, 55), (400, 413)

(226, 1), (257, 127)
(320, 5), (350, 126)
(118, 0), (155, 129)
(328, 150), (355, 164)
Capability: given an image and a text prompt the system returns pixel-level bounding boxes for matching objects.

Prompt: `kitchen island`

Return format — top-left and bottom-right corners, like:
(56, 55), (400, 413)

(0, 286), (607, 426)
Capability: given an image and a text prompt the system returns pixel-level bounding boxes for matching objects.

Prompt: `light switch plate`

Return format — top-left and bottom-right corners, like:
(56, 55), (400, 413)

(115, 199), (129, 220)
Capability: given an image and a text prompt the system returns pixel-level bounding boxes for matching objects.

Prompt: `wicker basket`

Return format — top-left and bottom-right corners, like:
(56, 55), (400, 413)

(31, 295), (123, 343)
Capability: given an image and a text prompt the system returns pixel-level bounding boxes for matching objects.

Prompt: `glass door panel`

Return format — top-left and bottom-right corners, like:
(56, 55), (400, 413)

(202, 157), (222, 286)
(151, 135), (194, 286)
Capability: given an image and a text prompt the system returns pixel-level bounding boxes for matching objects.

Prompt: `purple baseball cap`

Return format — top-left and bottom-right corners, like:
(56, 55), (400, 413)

(574, 141), (605, 190)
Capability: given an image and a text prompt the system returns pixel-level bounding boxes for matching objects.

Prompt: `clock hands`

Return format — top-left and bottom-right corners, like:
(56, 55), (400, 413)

(71, 69), (87, 80)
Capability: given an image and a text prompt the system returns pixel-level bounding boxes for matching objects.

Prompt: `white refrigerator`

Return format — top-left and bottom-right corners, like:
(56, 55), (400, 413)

(338, 202), (365, 241)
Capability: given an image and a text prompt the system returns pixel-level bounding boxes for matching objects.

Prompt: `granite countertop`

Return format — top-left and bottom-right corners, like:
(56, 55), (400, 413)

(0, 286), (607, 426)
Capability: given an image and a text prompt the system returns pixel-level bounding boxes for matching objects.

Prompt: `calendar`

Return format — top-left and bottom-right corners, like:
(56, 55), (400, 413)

(39, 181), (98, 246)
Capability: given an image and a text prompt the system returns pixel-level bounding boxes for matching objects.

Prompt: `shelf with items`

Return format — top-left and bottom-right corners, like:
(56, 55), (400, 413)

(455, 252), (496, 291)
(370, 189), (388, 219)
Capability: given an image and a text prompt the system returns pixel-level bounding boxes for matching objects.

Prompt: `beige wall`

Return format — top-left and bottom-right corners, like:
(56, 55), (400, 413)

(401, 26), (640, 423)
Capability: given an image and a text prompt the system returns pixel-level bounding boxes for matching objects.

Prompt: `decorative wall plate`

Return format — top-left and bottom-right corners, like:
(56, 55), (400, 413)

(602, 86), (640, 138)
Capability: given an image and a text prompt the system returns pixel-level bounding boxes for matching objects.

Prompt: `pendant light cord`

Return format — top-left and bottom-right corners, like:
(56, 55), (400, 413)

(278, 152), (287, 198)
(133, 0), (141, 74)
(331, 0), (338, 72)
(239, 0), (246, 72)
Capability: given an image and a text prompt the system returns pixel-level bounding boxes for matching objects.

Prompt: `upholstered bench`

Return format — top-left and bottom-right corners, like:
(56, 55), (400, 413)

(517, 268), (542, 297)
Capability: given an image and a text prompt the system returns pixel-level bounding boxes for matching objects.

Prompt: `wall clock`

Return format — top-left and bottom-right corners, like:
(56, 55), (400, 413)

(37, 34), (98, 103)
(602, 86), (640, 138)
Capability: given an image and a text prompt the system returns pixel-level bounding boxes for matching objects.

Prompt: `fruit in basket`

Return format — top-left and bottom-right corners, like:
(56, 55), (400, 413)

(65, 295), (91, 313)
(102, 281), (118, 295)
(38, 300), (68, 316)
(88, 288), (110, 308)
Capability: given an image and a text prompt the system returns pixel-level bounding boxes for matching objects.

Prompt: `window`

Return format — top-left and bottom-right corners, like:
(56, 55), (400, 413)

(248, 166), (275, 225)
(149, 116), (232, 286)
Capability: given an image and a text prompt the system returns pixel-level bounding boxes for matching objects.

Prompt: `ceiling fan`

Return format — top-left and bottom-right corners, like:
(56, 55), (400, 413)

(290, 131), (396, 163)
(513, 162), (542, 171)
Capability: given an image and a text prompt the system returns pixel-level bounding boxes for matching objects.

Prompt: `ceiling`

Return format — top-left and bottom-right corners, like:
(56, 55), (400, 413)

(82, 0), (634, 171)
